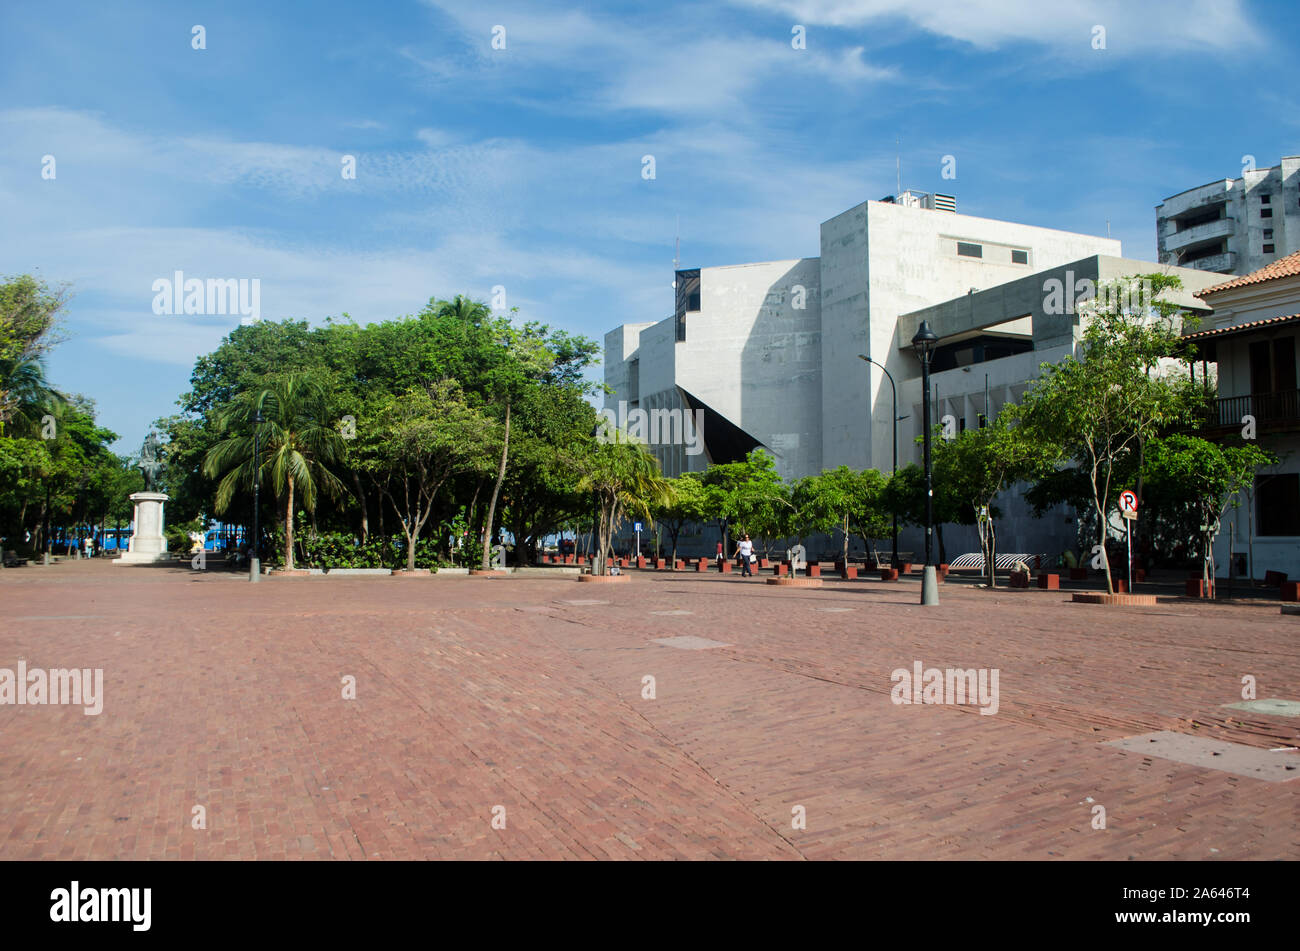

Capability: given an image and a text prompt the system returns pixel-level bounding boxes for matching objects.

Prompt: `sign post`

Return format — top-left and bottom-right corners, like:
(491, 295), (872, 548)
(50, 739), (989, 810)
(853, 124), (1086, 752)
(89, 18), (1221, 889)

(1119, 489), (1138, 590)
(633, 521), (642, 563)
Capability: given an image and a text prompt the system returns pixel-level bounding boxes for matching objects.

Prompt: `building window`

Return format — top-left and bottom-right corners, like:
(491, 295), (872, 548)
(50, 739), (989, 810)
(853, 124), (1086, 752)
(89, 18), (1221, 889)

(1264, 228), (1274, 239)
(1257, 474), (1300, 536)
(1264, 243), (1276, 254)
(957, 242), (983, 258)
(1011, 249), (1028, 264)
(1261, 194), (1271, 204)
(1262, 208), (1273, 218)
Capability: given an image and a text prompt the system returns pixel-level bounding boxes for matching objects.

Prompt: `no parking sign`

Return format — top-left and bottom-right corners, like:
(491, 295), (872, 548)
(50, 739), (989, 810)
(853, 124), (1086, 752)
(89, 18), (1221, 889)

(1119, 489), (1138, 518)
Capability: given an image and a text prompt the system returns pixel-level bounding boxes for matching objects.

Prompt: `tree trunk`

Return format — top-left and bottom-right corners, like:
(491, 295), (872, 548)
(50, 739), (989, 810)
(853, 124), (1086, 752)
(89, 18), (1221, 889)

(352, 470), (369, 543)
(987, 519), (997, 589)
(285, 476), (296, 570)
(481, 401), (510, 570)
(842, 514), (850, 566)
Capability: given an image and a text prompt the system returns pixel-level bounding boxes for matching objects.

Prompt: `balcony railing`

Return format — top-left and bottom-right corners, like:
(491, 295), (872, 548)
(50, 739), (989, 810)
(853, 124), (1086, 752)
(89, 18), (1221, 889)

(1204, 389), (1300, 430)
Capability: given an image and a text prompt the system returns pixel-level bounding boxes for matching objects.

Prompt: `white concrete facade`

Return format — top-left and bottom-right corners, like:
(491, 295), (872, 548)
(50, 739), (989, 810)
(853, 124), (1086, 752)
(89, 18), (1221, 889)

(1157, 156), (1300, 276)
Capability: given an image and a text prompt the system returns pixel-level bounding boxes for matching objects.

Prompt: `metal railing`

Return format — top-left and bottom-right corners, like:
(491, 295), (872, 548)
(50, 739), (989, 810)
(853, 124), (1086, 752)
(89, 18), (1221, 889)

(1206, 389), (1300, 428)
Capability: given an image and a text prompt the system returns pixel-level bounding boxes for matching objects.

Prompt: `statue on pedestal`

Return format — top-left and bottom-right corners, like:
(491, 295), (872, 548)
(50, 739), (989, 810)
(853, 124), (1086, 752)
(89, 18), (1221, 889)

(137, 430), (165, 491)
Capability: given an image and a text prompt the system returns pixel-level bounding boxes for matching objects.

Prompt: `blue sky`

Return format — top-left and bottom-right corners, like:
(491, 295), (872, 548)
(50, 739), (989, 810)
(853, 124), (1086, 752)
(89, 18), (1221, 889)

(2, 0), (1296, 452)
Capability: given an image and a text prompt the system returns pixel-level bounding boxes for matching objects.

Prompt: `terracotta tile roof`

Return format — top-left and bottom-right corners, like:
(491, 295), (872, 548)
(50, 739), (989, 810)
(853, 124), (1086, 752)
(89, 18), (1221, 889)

(1181, 312), (1300, 341)
(1195, 250), (1300, 297)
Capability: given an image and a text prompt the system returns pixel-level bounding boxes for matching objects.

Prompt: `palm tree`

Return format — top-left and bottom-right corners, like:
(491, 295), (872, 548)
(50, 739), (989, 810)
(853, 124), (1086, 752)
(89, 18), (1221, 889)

(0, 355), (63, 437)
(204, 374), (347, 570)
(574, 433), (676, 575)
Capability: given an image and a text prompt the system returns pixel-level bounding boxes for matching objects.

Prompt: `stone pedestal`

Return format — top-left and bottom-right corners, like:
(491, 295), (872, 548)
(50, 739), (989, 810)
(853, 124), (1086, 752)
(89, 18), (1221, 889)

(114, 492), (170, 565)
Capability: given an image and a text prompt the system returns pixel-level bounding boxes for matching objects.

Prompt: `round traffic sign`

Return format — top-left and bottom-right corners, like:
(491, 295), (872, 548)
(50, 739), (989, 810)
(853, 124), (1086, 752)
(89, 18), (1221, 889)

(1119, 489), (1138, 514)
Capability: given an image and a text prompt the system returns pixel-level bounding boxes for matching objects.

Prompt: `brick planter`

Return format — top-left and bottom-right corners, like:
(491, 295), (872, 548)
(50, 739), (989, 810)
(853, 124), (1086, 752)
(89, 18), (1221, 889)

(774, 563), (789, 577)
(696, 559), (708, 572)
(1037, 573), (1060, 590)
(654, 558), (666, 570)
(391, 568), (433, 577)
(840, 565), (858, 580)
(637, 556), (647, 569)
(1281, 581), (1299, 602)
(1185, 578), (1213, 598)
(674, 559), (685, 570)
(1071, 592), (1158, 606)
(718, 560), (732, 573)
(1265, 570), (1288, 588)
(469, 569), (508, 576)
(1009, 570), (1030, 588)
(880, 568), (900, 581)
(900, 562), (913, 575)
(766, 576), (823, 587)
(937, 564), (950, 581)
(758, 559), (770, 569)
(577, 573), (629, 583)
(807, 564), (821, 578)
(1069, 567), (1088, 580)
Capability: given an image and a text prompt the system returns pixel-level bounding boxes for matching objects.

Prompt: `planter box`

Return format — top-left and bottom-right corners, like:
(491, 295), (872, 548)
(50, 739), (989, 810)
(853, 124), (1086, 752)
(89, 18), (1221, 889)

(766, 576), (822, 587)
(1185, 578), (1211, 598)
(654, 558), (666, 570)
(696, 559), (708, 572)
(1113, 579), (1128, 593)
(936, 565), (949, 581)
(719, 560), (731, 573)
(758, 559), (770, 569)
(900, 562), (913, 575)
(841, 565), (858, 580)
(774, 563), (789, 577)
(1071, 592), (1158, 606)
(674, 559), (685, 570)
(1037, 573), (1060, 590)
(577, 573), (629, 583)
(1069, 567), (1089, 580)
(1009, 570), (1030, 588)
(880, 568), (900, 581)
(1281, 581), (1299, 602)
(807, 564), (821, 578)
(1264, 570), (1288, 588)
(1135, 568), (1146, 583)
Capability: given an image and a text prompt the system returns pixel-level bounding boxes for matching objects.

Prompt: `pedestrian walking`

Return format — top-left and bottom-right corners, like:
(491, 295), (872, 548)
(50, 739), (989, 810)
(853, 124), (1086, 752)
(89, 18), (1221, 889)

(735, 534), (755, 577)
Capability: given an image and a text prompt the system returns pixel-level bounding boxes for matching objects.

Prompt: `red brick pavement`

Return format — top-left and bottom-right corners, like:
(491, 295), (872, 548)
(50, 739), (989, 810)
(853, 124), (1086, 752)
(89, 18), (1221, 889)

(1, 561), (1296, 859)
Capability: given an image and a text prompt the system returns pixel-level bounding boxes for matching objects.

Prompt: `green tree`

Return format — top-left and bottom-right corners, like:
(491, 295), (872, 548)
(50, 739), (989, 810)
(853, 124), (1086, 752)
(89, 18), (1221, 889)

(358, 381), (497, 571)
(572, 433), (675, 575)
(204, 374), (348, 570)
(1143, 434), (1275, 592)
(652, 472), (708, 565)
(1019, 275), (1204, 593)
(937, 414), (1054, 587)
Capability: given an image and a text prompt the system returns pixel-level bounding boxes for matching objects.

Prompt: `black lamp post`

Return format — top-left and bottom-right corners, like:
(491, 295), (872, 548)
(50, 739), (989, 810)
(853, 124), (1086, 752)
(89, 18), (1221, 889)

(911, 320), (940, 606)
(858, 354), (901, 569)
(250, 407), (263, 583)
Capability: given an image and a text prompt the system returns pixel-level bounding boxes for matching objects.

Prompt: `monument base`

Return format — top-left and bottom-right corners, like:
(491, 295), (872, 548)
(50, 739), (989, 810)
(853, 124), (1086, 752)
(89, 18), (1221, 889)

(114, 492), (171, 566)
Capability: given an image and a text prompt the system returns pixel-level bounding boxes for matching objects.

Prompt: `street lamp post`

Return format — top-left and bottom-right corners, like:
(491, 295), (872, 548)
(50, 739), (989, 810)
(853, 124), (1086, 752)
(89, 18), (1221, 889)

(250, 407), (263, 583)
(858, 354), (900, 569)
(911, 321), (940, 606)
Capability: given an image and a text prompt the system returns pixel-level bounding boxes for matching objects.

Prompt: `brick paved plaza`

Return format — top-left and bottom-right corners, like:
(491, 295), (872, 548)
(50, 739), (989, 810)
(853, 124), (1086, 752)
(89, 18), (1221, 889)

(2, 561), (1297, 860)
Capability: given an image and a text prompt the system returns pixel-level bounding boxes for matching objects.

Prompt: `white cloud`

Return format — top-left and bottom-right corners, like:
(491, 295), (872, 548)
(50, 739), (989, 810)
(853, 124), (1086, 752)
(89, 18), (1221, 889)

(728, 0), (1263, 53)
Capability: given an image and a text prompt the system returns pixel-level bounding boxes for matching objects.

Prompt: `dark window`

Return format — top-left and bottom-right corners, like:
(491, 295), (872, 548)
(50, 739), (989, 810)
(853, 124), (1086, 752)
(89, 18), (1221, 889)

(1276, 336), (1297, 391)
(957, 242), (983, 258)
(1264, 228), (1273, 239)
(958, 416), (967, 433)
(977, 414), (987, 429)
(1262, 208), (1273, 218)
(1264, 243), (1276, 254)
(1261, 194), (1271, 204)
(1257, 474), (1300, 536)
(1011, 249), (1028, 264)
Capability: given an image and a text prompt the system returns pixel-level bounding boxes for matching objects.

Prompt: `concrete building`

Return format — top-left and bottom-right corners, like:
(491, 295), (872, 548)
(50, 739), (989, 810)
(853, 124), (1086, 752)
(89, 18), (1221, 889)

(1156, 157), (1300, 276)
(604, 193), (1224, 561)
(897, 257), (1219, 559)
(607, 193), (1121, 482)
(1185, 250), (1300, 581)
